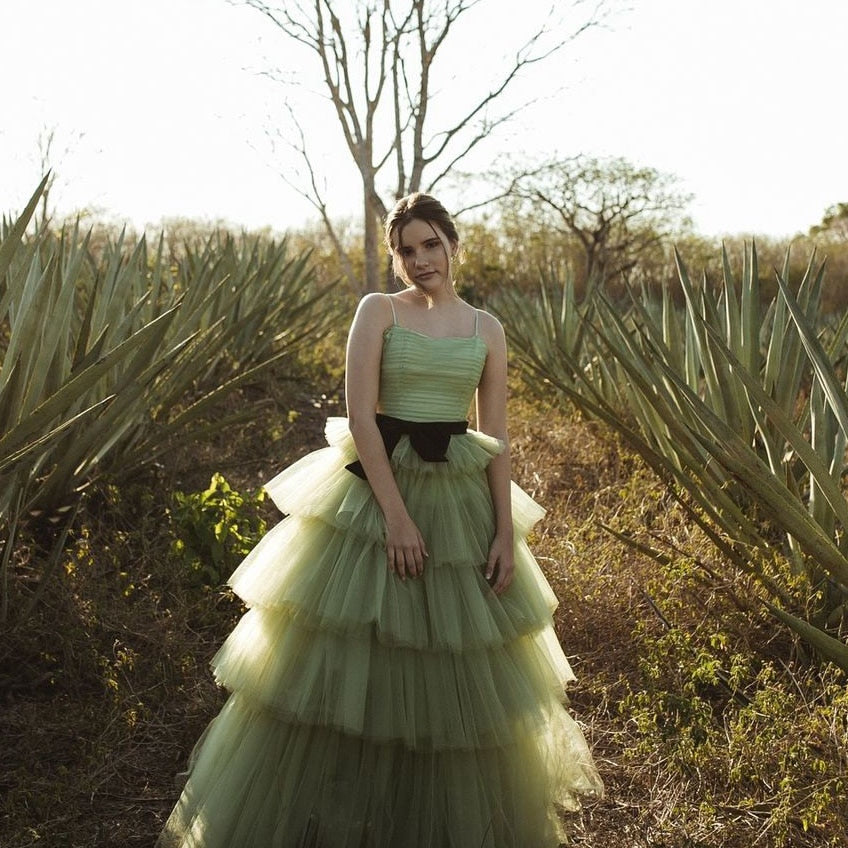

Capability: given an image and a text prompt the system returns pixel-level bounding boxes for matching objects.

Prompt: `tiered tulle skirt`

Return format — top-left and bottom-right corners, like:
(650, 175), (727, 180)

(157, 419), (603, 848)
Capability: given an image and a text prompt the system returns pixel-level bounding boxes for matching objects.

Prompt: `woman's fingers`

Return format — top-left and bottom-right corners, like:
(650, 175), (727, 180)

(402, 542), (423, 578)
(484, 550), (498, 585)
(393, 527), (517, 591)
(387, 537), (427, 579)
(392, 547), (407, 580)
(387, 545), (408, 579)
(485, 535), (514, 596)
(385, 513), (429, 580)
(411, 533), (427, 575)
(487, 549), (514, 595)
(491, 560), (514, 595)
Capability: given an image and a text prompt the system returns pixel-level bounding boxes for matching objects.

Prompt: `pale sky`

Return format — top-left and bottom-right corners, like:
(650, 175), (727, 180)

(1, 0), (846, 238)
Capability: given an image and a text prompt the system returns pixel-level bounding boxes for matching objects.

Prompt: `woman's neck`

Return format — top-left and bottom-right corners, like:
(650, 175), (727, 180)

(412, 285), (459, 309)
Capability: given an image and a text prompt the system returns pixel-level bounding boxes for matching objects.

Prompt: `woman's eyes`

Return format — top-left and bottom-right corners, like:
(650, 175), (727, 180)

(401, 241), (441, 260)
(403, 241), (440, 255)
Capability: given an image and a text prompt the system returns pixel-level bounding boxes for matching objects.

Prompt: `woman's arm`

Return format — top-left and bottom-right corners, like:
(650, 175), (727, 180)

(345, 294), (428, 580)
(475, 313), (514, 595)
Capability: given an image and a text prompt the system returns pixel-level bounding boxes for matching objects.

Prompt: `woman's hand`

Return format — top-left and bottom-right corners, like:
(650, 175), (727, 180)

(485, 532), (515, 595)
(385, 512), (428, 580)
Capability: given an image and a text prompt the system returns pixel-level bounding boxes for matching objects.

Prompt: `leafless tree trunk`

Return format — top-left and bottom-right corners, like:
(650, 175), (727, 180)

(242, 0), (614, 293)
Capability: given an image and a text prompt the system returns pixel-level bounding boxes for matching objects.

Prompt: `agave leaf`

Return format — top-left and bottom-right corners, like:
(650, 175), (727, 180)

(721, 243), (742, 358)
(20, 253), (78, 415)
(673, 249), (729, 425)
(32, 334), (197, 507)
(698, 317), (848, 531)
(0, 175), (48, 282)
(764, 600), (848, 673)
(659, 280), (685, 378)
(147, 346), (296, 437)
(776, 268), (848, 440)
(71, 324), (112, 374)
(1, 250), (53, 391)
(809, 381), (841, 536)
(0, 397), (114, 475)
(0, 486), (25, 625)
(657, 363), (848, 585)
(0, 359), (23, 434)
(822, 305), (848, 361)
(741, 241), (760, 373)
(0, 305), (181, 458)
(71, 251), (101, 370)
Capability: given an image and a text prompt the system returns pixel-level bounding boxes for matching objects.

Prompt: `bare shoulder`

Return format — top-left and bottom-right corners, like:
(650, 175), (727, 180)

(355, 291), (393, 321)
(475, 309), (506, 349)
(350, 292), (394, 335)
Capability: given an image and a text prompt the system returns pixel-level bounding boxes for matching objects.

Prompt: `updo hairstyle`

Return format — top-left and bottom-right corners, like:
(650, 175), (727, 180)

(384, 193), (461, 287)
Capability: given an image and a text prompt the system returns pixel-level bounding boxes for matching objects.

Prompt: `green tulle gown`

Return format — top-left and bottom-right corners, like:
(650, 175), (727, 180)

(157, 313), (603, 848)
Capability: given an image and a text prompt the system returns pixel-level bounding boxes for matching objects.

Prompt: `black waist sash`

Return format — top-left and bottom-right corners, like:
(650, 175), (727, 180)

(345, 413), (468, 479)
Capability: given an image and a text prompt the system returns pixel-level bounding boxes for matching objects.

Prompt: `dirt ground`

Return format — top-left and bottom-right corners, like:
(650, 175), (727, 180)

(1, 364), (844, 848)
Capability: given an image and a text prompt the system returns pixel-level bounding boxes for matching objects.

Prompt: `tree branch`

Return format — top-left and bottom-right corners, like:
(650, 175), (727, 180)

(425, 98), (538, 192)
(272, 104), (359, 291)
(424, 7), (598, 165)
(241, 0), (318, 50)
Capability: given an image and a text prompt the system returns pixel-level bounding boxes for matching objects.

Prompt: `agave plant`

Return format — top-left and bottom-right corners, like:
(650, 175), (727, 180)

(0, 179), (342, 625)
(493, 245), (848, 671)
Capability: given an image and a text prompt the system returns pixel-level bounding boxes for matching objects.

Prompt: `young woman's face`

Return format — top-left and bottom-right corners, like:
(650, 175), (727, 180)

(395, 218), (454, 291)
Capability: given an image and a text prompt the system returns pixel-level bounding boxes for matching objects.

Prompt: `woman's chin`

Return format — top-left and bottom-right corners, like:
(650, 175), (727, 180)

(414, 273), (452, 294)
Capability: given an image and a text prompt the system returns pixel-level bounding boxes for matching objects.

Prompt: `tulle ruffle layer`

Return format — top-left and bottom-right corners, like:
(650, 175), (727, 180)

(212, 610), (573, 749)
(158, 416), (603, 847)
(228, 515), (559, 652)
(263, 417), (547, 544)
(157, 693), (602, 848)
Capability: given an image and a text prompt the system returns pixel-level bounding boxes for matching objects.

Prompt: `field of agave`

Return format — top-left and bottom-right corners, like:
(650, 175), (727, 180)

(2, 179), (847, 845)
(0, 179), (338, 628)
(493, 245), (848, 672)
(3, 174), (848, 670)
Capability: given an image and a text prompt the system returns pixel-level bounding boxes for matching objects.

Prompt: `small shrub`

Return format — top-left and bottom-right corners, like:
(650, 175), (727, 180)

(169, 473), (266, 587)
(620, 591), (848, 847)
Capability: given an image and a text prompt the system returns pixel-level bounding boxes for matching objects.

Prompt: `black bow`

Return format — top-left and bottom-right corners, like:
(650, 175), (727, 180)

(345, 413), (467, 480)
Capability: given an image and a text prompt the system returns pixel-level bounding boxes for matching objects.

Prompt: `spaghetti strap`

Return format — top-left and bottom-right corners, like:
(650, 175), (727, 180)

(386, 294), (398, 326)
(474, 309), (480, 336)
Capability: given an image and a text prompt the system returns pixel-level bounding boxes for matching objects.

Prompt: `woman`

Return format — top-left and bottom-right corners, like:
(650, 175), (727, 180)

(158, 193), (603, 847)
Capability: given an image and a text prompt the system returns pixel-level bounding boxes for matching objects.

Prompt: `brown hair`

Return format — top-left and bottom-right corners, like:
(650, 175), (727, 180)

(384, 193), (460, 288)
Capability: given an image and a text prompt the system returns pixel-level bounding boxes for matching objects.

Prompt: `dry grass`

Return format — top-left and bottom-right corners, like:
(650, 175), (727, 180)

(0, 357), (337, 848)
(507, 389), (847, 848)
(1, 357), (846, 847)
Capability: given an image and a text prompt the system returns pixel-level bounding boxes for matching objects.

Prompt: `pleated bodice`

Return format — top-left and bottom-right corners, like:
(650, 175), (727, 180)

(378, 325), (487, 422)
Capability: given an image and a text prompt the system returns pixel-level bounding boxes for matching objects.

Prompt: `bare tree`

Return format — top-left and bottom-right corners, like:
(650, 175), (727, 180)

(241, 0), (615, 293)
(810, 202), (848, 242)
(501, 154), (693, 286)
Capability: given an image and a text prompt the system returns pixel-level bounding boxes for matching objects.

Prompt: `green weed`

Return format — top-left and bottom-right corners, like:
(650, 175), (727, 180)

(169, 473), (267, 587)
